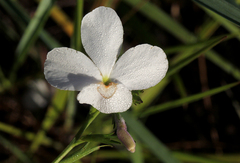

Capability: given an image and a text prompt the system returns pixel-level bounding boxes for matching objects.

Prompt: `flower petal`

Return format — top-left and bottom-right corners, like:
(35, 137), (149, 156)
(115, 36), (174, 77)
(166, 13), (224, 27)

(44, 47), (102, 91)
(110, 44), (168, 90)
(81, 6), (123, 77)
(77, 83), (132, 114)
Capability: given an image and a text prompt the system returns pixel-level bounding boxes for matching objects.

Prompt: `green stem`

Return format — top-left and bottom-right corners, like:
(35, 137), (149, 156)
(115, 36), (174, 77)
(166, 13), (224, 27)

(70, 0), (84, 51)
(52, 107), (100, 163)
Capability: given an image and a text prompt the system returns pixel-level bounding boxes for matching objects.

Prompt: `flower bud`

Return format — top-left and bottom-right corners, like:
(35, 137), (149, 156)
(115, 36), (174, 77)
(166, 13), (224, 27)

(115, 114), (136, 153)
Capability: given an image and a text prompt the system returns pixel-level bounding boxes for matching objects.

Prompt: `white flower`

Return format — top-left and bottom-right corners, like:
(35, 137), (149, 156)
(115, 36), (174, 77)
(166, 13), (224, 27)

(44, 6), (168, 114)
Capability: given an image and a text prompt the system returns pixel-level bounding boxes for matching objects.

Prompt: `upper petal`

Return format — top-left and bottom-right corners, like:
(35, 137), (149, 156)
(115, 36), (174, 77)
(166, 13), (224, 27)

(110, 44), (168, 90)
(81, 6), (123, 77)
(77, 83), (132, 114)
(44, 47), (102, 91)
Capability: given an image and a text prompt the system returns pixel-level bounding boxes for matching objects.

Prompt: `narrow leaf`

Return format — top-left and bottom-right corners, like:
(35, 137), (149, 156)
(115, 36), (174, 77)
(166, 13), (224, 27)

(29, 89), (68, 152)
(71, 0), (84, 51)
(63, 0), (84, 132)
(140, 81), (240, 117)
(122, 112), (181, 163)
(173, 152), (226, 163)
(123, 0), (240, 82)
(10, 0), (57, 81)
(168, 36), (227, 77)
(193, 0), (240, 26)
(0, 135), (32, 163)
(203, 7), (240, 40)
(123, 0), (196, 43)
(60, 143), (110, 163)
(52, 107), (100, 163)
(81, 134), (121, 145)
(0, 122), (62, 149)
(0, 0), (61, 49)
(206, 51), (240, 80)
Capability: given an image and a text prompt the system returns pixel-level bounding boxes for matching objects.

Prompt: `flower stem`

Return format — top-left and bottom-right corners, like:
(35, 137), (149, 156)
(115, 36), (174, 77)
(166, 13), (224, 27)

(52, 107), (100, 163)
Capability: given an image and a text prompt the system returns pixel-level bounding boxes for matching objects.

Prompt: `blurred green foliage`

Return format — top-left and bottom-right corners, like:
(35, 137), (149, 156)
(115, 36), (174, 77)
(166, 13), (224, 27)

(0, 0), (240, 162)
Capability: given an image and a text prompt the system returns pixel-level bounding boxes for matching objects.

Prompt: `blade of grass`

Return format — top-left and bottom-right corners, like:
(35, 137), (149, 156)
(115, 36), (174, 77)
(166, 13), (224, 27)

(168, 35), (227, 77)
(172, 74), (187, 98)
(0, 0), (61, 49)
(60, 143), (110, 163)
(122, 111), (181, 163)
(123, 0), (196, 43)
(83, 150), (129, 160)
(132, 77), (170, 113)
(0, 122), (63, 149)
(0, 66), (11, 92)
(203, 7), (240, 40)
(64, 92), (76, 132)
(193, 0), (240, 26)
(123, 0), (240, 81)
(123, 112), (233, 163)
(0, 0), (27, 30)
(0, 134), (32, 163)
(197, 18), (220, 39)
(173, 151), (227, 163)
(130, 133), (144, 163)
(195, 11), (240, 80)
(164, 34), (230, 55)
(29, 89), (68, 153)
(204, 153), (240, 162)
(169, 34), (226, 67)
(64, 0), (84, 132)
(0, 18), (19, 41)
(49, 5), (74, 37)
(140, 81), (240, 117)
(169, 19), (221, 108)
(52, 107), (100, 163)
(81, 134), (120, 145)
(132, 33), (229, 113)
(195, 16), (240, 81)
(124, 0), (240, 115)
(133, 34), (226, 113)
(206, 51), (240, 80)
(70, 0), (84, 51)
(9, 0), (57, 82)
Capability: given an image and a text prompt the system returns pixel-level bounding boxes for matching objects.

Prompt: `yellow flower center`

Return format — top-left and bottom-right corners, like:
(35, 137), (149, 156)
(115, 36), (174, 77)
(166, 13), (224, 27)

(102, 75), (111, 85)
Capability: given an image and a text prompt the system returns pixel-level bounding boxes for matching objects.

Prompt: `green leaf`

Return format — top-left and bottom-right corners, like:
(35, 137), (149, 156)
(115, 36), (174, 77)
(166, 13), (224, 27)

(0, 135), (33, 163)
(0, 0), (61, 49)
(168, 35), (227, 77)
(122, 112), (181, 163)
(132, 77), (170, 113)
(203, 7), (240, 40)
(64, 92), (76, 132)
(52, 107), (100, 163)
(140, 81), (240, 117)
(129, 133), (144, 163)
(173, 152), (226, 163)
(64, 0), (84, 133)
(204, 153), (240, 162)
(70, 0), (84, 51)
(206, 51), (240, 80)
(123, 0), (240, 83)
(60, 143), (110, 163)
(123, 0), (196, 43)
(0, 122), (63, 149)
(29, 89), (68, 152)
(81, 134), (121, 145)
(164, 34), (227, 55)
(124, 0), (239, 114)
(10, 0), (57, 81)
(193, 0), (240, 26)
